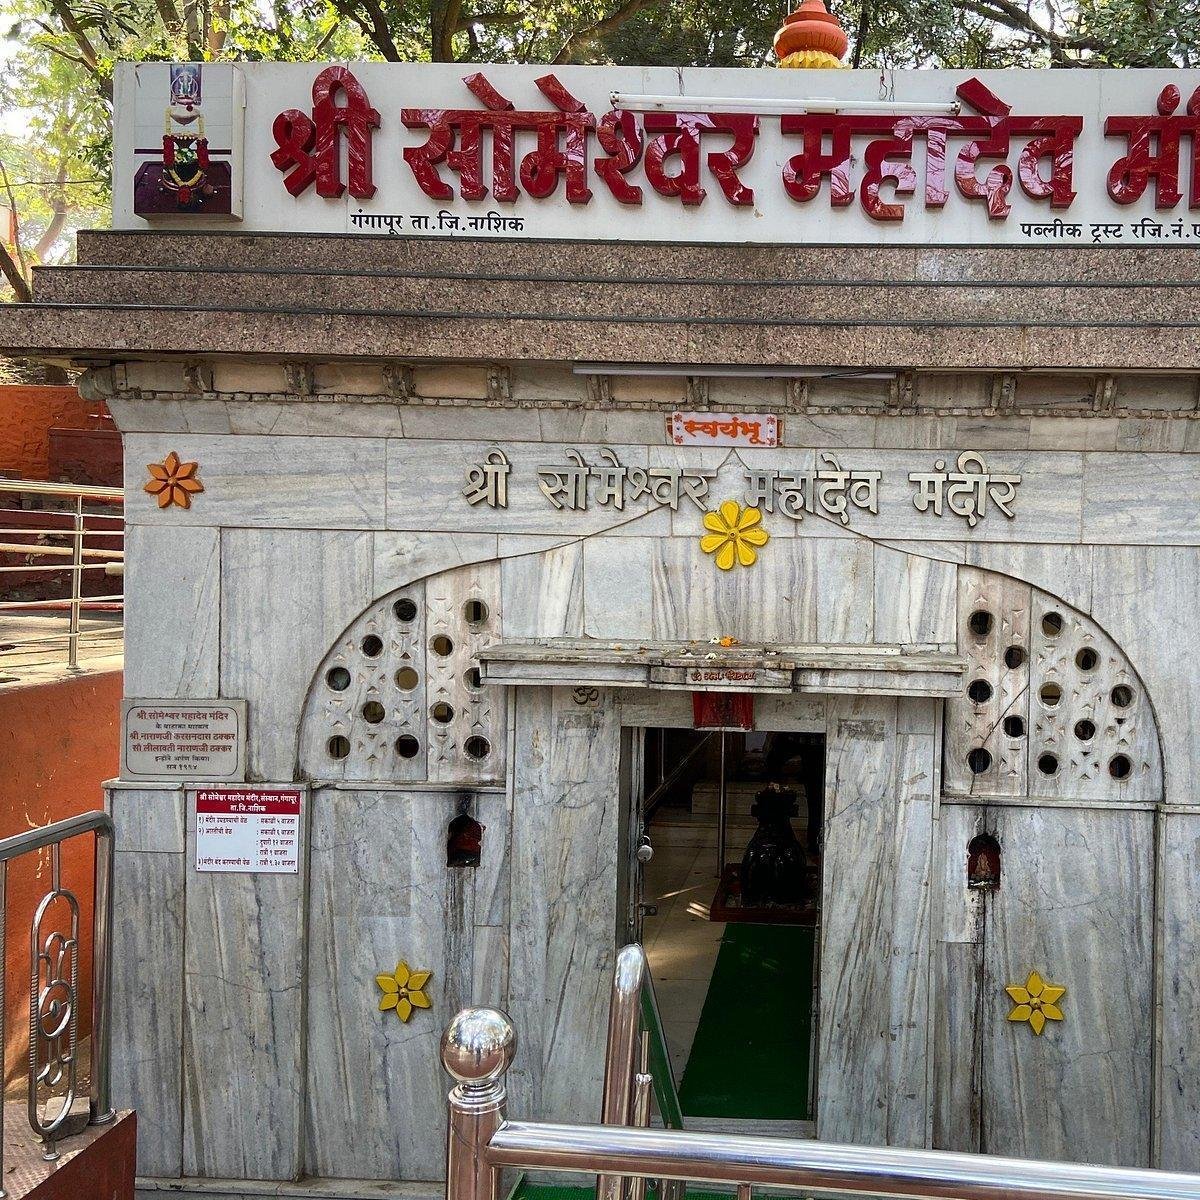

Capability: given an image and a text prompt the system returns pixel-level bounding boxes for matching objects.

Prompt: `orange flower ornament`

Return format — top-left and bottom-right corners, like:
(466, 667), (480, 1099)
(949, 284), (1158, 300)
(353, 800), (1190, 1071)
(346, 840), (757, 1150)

(144, 451), (204, 509)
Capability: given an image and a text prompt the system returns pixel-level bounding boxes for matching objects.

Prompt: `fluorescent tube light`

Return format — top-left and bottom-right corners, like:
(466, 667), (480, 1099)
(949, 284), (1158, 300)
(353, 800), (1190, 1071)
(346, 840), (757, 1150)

(609, 91), (961, 116)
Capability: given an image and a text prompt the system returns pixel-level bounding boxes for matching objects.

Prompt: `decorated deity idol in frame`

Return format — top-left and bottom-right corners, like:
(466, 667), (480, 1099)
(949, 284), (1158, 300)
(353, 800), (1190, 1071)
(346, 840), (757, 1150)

(132, 63), (244, 219)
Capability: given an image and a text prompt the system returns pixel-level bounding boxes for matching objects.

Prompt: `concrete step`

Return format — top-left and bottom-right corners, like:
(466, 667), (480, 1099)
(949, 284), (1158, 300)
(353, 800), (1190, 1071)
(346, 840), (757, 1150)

(71, 231), (1200, 285)
(32, 265), (1200, 325)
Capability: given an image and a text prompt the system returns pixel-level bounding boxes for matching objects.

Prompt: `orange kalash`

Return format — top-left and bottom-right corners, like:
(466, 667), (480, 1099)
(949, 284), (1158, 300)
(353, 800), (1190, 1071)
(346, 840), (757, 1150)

(773, 0), (849, 69)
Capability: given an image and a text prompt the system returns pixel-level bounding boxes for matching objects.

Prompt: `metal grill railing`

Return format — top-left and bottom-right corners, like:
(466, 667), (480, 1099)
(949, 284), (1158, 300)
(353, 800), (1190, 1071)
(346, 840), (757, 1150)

(0, 812), (115, 1195)
(0, 479), (124, 669)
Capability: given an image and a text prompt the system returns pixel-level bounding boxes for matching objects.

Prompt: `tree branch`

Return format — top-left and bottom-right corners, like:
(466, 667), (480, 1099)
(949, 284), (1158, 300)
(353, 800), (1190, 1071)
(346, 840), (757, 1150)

(0, 160), (32, 302)
(182, 0), (203, 58)
(33, 167), (70, 262)
(851, 0), (870, 67)
(552, 0), (657, 63)
(45, 0), (113, 100)
(207, 0), (230, 55)
(0, 241), (32, 302)
(455, 9), (522, 31)
(432, 0), (464, 61)
(153, 0), (182, 30)
(958, 0), (1105, 54)
(331, 0), (401, 59)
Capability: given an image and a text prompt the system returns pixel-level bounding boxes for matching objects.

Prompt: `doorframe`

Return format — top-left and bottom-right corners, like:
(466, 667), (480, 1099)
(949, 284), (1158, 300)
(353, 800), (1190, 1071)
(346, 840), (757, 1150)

(614, 687), (829, 1134)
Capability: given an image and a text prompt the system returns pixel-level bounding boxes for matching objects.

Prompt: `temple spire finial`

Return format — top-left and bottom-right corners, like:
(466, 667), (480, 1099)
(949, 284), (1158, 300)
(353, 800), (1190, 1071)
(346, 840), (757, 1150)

(774, 0), (849, 68)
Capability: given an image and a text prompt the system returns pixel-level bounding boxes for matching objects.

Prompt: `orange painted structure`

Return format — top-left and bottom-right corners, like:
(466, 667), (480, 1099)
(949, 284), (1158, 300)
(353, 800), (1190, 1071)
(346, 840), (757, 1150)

(0, 669), (121, 1086)
(0, 385), (118, 484)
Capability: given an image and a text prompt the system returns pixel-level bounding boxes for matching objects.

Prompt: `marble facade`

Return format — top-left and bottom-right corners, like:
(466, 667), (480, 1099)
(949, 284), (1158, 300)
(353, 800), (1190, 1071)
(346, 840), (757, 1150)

(95, 365), (1200, 1200)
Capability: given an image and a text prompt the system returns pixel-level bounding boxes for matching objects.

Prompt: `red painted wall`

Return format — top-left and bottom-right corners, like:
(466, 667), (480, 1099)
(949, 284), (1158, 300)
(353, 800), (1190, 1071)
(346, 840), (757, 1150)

(0, 670), (122, 1085)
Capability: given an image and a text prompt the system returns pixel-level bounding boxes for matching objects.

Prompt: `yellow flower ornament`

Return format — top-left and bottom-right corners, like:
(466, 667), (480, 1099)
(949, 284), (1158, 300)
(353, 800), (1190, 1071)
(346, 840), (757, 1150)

(1006, 970), (1065, 1036)
(376, 960), (432, 1022)
(701, 500), (770, 571)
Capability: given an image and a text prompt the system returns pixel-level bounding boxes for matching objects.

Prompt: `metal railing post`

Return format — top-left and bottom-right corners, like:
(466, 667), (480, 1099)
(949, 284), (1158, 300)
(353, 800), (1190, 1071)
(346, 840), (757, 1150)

(441, 1008), (516, 1200)
(68, 495), (83, 669)
(598, 944), (647, 1200)
(716, 732), (728, 878)
(89, 822), (115, 1125)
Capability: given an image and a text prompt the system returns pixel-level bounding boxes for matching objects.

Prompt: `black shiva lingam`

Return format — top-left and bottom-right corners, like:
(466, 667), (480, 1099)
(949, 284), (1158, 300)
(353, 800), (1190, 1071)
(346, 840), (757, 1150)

(739, 784), (808, 907)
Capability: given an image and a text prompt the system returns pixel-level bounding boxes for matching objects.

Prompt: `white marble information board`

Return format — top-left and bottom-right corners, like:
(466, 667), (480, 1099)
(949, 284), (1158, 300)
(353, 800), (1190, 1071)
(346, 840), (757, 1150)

(122, 698), (247, 781)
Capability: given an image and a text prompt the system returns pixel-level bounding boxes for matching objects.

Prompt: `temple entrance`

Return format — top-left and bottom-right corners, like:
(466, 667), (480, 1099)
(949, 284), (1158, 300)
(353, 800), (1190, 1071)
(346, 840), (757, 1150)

(624, 723), (825, 1130)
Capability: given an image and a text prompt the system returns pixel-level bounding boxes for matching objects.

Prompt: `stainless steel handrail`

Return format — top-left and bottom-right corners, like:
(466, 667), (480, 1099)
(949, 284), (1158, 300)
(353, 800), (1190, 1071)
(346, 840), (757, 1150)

(489, 1121), (1200, 1200)
(0, 811), (115, 1193)
(598, 945), (684, 1200)
(598, 946), (649, 1200)
(441, 1007), (1200, 1200)
(0, 479), (124, 668)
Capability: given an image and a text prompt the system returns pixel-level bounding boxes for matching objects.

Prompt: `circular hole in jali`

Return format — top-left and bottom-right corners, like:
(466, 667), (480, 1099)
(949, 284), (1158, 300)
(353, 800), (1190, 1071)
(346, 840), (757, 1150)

(431, 701), (455, 724)
(968, 610), (994, 638)
(431, 635), (454, 657)
(1037, 752), (1059, 776)
(361, 634), (384, 658)
(1111, 684), (1134, 708)
(967, 747), (992, 775)
(394, 597), (418, 622)
(1074, 718), (1096, 741)
(464, 667), (482, 690)
(395, 666), (420, 691)
(1076, 646), (1100, 672)
(326, 666), (351, 692)
(362, 700), (386, 724)
(396, 735), (420, 759)
(463, 599), (489, 626)
(328, 735), (350, 760)
(1003, 715), (1025, 738)
(464, 735), (491, 760)
(1041, 611), (1064, 637)
(967, 679), (993, 704)
(1109, 754), (1132, 780)
(1004, 645), (1027, 670)
(1039, 682), (1062, 708)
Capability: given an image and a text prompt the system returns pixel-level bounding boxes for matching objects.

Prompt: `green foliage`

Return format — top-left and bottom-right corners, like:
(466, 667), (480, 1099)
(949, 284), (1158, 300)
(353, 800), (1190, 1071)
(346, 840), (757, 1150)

(600, 0), (780, 67)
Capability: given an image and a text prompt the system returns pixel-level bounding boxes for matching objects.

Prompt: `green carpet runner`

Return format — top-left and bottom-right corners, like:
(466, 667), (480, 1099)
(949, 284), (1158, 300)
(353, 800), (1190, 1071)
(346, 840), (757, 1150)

(677, 922), (815, 1121)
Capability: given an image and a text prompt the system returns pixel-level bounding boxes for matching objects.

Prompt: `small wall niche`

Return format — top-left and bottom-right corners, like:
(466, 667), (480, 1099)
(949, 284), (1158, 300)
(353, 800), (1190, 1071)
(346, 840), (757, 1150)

(967, 833), (1001, 891)
(447, 805), (484, 868)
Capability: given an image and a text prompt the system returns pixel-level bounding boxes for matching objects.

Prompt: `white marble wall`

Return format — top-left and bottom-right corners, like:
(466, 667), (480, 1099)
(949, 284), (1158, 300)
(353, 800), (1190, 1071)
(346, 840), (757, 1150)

(221, 528), (375, 779)
(109, 786), (186, 1177)
(817, 695), (938, 1147)
(931, 803), (986, 1153)
(108, 409), (1200, 1185)
(305, 787), (509, 1180)
(181, 783), (309, 1179)
(123, 525), (220, 698)
(979, 806), (1154, 1166)
(1159, 811), (1200, 1170)
(507, 687), (621, 1124)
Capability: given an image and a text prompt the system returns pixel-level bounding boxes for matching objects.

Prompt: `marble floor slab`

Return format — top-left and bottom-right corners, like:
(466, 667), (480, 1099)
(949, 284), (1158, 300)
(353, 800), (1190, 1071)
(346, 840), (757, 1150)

(641, 816), (726, 1081)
